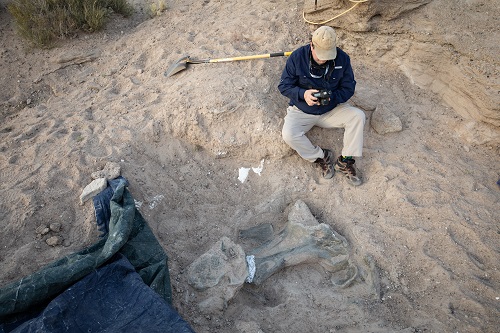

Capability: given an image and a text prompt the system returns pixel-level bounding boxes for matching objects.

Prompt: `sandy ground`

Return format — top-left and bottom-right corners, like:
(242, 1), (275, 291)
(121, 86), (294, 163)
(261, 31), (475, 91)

(0, 0), (499, 332)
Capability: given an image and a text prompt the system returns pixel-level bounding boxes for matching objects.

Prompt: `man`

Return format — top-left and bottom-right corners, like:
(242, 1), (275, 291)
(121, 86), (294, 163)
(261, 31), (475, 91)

(278, 25), (365, 186)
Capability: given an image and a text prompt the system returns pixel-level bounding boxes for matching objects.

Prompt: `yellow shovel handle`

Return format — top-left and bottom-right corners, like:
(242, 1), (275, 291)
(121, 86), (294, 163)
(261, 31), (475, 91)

(207, 51), (292, 63)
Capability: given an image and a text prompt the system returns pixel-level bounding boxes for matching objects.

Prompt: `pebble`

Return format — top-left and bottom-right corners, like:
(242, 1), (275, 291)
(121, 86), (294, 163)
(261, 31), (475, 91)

(49, 223), (62, 232)
(46, 236), (63, 247)
(36, 225), (50, 235)
(80, 177), (107, 204)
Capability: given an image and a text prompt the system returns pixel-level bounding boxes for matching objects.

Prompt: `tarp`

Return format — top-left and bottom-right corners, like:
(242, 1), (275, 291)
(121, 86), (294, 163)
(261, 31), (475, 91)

(0, 177), (195, 333)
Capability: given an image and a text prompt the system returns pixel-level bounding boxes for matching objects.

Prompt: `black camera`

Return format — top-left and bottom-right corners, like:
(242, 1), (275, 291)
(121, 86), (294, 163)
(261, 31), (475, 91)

(313, 90), (331, 106)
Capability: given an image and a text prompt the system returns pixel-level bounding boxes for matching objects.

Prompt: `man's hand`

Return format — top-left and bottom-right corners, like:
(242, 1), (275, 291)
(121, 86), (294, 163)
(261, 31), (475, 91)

(304, 89), (320, 106)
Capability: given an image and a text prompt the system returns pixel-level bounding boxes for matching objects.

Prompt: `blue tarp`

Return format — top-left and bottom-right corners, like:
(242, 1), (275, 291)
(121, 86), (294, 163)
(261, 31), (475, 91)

(0, 178), (195, 333)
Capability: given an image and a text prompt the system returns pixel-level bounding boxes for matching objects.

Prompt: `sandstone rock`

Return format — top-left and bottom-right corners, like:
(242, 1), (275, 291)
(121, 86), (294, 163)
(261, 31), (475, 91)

(352, 85), (380, 112)
(46, 236), (63, 247)
(80, 178), (107, 205)
(49, 223), (62, 232)
(371, 104), (403, 134)
(454, 120), (500, 146)
(235, 320), (265, 333)
(303, 0), (432, 31)
(54, 50), (100, 67)
(36, 225), (50, 235)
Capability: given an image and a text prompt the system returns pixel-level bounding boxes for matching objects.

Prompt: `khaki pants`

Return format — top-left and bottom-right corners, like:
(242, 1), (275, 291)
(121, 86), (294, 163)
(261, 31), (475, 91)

(282, 104), (366, 162)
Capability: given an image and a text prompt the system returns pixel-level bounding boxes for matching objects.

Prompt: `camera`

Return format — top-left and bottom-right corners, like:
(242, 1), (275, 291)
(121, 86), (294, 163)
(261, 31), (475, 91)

(313, 90), (331, 106)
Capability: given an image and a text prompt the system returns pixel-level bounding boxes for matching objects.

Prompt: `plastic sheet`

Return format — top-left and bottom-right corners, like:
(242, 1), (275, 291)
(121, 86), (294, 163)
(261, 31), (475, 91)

(0, 178), (195, 333)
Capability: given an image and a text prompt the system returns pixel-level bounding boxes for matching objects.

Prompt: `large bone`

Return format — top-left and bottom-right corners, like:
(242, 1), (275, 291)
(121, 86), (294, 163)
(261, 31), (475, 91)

(187, 200), (357, 313)
(187, 236), (248, 313)
(246, 200), (357, 286)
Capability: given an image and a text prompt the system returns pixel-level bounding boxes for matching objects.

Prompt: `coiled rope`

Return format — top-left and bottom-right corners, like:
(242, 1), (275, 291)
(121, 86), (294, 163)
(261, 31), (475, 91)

(303, 0), (370, 25)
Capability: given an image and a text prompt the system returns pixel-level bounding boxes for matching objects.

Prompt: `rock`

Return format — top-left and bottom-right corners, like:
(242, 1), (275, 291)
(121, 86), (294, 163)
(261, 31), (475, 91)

(80, 177), (108, 205)
(49, 223), (62, 232)
(395, 41), (500, 128)
(91, 162), (121, 180)
(130, 77), (141, 85)
(371, 104), (403, 134)
(235, 320), (265, 333)
(54, 50), (100, 67)
(46, 236), (63, 247)
(352, 85), (379, 111)
(303, 0), (432, 31)
(84, 107), (93, 120)
(454, 120), (500, 146)
(36, 225), (50, 235)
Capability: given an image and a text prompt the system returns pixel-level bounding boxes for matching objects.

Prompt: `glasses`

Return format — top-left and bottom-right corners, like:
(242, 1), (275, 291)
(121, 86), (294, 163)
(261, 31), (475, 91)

(309, 53), (330, 79)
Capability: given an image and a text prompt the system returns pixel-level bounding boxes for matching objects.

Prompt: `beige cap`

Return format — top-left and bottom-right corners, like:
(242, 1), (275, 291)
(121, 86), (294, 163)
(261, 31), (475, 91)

(311, 26), (337, 60)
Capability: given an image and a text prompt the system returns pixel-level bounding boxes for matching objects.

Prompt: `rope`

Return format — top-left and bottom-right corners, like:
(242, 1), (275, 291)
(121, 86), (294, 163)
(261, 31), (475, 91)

(303, 0), (370, 25)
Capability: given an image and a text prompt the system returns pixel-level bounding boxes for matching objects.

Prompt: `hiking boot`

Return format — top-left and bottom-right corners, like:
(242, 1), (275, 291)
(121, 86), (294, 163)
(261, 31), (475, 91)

(334, 156), (362, 186)
(314, 149), (335, 179)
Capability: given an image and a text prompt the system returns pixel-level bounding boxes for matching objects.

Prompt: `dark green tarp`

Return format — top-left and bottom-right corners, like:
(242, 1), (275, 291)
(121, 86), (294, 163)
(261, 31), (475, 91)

(0, 178), (195, 332)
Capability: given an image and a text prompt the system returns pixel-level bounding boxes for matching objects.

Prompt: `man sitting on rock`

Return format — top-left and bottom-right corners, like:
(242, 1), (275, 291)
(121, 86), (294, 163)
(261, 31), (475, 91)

(278, 26), (366, 186)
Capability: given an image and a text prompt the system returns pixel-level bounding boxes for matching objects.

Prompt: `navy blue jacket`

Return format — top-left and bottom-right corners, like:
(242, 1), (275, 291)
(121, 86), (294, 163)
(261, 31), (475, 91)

(278, 44), (356, 115)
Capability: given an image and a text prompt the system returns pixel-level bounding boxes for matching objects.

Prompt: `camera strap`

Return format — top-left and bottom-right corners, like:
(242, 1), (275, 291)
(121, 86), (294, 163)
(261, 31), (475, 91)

(325, 60), (335, 81)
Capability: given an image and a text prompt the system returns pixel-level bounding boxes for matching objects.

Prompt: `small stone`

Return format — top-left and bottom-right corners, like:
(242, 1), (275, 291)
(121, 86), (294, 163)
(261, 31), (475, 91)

(36, 225), (50, 235)
(130, 77), (141, 85)
(84, 107), (93, 120)
(80, 177), (108, 205)
(46, 236), (63, 246)
(49, 223), (62, 232)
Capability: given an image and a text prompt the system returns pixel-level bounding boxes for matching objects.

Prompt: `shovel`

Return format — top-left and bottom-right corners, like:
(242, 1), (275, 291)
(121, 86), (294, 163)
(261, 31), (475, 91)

(164, 51), (292, 77)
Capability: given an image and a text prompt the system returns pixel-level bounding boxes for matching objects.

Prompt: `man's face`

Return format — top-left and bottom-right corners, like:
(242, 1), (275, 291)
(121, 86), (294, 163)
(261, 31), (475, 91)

(310, 42), (328, 65)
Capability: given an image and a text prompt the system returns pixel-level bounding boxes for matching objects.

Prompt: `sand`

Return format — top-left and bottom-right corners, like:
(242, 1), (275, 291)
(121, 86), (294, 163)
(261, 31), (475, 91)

(0, 0), (499, 332)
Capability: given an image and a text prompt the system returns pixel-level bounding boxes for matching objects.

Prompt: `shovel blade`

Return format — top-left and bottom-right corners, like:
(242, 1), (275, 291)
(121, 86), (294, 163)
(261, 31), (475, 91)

(164, 56), (190, 77)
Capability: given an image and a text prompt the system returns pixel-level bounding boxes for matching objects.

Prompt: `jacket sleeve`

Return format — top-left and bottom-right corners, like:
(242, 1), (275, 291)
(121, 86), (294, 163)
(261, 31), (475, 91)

(330, 55), (356, 106)
(278, 56), (306, 105)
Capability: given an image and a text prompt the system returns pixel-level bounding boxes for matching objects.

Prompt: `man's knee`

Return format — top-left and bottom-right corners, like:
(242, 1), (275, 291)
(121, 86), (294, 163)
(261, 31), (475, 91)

(351, 107), (366, 125)
(282, 126), (306, 147)
(282, 126), (294, 145)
